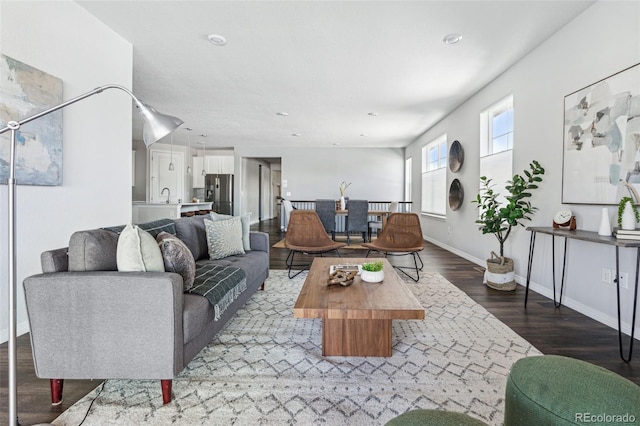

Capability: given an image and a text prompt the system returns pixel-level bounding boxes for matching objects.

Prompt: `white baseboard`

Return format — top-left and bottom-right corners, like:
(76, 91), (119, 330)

(0, 321), (31, 344)
(425, 237), (639, 342)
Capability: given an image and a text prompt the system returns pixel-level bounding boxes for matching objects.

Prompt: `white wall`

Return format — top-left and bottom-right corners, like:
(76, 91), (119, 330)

(235, 147), (405, 207)
(0, 1), (133, 341)
(406, 0), (640, 336)
(241, 158), (274, 223)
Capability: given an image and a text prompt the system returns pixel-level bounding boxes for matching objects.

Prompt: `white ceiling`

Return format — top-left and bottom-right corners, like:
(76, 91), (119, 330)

(78, 0), (595, 150)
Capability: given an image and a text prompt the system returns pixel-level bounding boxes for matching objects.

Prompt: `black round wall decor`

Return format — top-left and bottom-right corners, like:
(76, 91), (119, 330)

(449, 140), (464, 173)
(449, 178), (464, 211)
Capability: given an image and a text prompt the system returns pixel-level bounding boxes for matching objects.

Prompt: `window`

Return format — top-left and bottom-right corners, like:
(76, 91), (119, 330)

(405, 157), (412, 204)
(480, 95), (514, 205)
(421, 134), (447, 216)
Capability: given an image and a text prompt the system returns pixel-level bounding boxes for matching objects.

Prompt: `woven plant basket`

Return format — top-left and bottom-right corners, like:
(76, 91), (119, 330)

(484, 251), (516, 291)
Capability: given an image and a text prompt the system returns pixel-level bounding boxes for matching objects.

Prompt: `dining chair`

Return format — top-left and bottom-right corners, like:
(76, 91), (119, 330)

(368, 201), (398, 241)
(362, 212), (424, 281)
(345, 199), (369, 245)
(284, 210), (346, 278)
(315, 199), (338, 240)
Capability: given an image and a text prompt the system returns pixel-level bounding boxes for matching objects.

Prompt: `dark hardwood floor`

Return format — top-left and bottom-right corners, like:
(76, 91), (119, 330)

(2, 217), (638, 425)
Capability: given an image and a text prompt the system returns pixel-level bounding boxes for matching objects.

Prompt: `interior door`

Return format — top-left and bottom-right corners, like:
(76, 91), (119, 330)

(150, 149), (184, 203)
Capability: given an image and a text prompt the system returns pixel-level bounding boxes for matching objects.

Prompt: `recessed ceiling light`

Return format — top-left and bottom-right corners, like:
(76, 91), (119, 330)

(367, 112), (378, 117)
(276, 112), (289, 116)
(207, 34), (227, 46)
(292, 133), (302, 137)
(443, 34), (462, 45)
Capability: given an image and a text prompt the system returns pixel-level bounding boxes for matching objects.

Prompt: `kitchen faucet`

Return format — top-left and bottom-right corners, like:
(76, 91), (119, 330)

(161, 187), (170, 204)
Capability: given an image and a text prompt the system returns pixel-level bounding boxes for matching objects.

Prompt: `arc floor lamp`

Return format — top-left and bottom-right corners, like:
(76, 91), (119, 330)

(0, 84), (183, 426)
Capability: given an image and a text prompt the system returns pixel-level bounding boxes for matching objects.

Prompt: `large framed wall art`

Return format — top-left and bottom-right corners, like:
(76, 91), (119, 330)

(0, 54), (63, 186)
(562, 63), (640, 204)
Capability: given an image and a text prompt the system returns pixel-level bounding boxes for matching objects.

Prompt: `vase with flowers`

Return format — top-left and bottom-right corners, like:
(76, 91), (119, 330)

(339, 181), (351, 210)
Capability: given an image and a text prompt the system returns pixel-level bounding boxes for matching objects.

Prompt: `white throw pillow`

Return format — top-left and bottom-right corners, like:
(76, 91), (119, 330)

(209, 212), (251, 251)
(116, 224), (165, 272)
(204, 217), (245, 260)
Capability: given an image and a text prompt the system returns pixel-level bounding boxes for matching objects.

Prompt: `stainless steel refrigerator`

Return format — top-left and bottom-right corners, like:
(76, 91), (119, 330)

(205, 174), (234, 215)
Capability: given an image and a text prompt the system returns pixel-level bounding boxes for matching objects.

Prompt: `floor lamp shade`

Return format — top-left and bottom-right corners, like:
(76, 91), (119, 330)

(137, 101), (184, 146)
(1, 84), (182, 426)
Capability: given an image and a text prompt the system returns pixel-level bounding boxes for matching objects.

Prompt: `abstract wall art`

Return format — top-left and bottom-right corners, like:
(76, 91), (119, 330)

(562, 63), (640, 204)
(0, 54), (63, 186)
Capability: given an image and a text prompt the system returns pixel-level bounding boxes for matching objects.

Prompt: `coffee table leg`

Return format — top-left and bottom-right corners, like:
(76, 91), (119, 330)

(322, 318), (392, 357)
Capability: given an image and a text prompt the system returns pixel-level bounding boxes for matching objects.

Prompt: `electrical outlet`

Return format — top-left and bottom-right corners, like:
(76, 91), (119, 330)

(602, 268), (611, 284)
(618, 272), (629, 289)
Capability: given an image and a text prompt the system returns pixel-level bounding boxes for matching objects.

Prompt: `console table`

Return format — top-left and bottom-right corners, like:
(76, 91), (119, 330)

(525, 227), (639, 362)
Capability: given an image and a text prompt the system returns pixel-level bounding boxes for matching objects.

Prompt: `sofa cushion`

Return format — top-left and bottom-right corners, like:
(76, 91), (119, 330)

(68, 229), (119, 271)
(175, 216), (208, 261)
(204, 217), (245, 260)
(209, 212), (251, 251)
(157, 232), (196, 291)
(116, 224), (165, 272)
(104, 218), (176, 238)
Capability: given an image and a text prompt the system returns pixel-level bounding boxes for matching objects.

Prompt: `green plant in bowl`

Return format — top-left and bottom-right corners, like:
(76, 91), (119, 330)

(361, 261), (383, 272)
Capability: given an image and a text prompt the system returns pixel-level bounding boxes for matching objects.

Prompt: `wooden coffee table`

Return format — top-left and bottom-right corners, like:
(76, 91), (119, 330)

(293, 257), (425, 357)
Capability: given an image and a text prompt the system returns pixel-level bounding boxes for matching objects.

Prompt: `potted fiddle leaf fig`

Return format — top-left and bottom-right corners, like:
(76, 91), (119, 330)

(473, 161), (545, 291)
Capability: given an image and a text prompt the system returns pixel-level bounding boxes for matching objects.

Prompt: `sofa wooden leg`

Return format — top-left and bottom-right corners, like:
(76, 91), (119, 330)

(161, 379), (172, 404)
(260, 282), (265, 291)
(50, 379), (64, 406)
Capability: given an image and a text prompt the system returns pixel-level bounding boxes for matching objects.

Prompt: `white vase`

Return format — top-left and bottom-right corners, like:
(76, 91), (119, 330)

(598, 207), (611, 236)
(361, 269), (384, 283)
(621, 202), (637, 230)
(340, 196), (346, 210)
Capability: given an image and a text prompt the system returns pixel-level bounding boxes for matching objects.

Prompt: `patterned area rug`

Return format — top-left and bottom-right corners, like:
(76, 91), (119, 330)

(53, 270), (540, 425)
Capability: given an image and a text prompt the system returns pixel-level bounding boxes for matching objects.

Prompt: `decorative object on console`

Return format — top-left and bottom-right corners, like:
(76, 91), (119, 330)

(617, 196), (639, 230)
(0, 83), (183, 426)
(562, 62), (640, 204)
(448, 140), (464, 173)
(552, 207), (576, 230)
(361, 260), (384, 283)
(473, 161), (545, 291)
(598, 207), (612, 236)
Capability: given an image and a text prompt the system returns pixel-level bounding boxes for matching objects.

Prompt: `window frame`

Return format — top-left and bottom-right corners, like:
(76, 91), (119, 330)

(421, 133), (447, 217)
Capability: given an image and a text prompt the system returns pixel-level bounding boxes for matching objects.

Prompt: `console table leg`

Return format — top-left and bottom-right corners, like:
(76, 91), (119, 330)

(552, 236), (568, 308)
(616, 247), (639, 363)
(525, 231), (536, 308)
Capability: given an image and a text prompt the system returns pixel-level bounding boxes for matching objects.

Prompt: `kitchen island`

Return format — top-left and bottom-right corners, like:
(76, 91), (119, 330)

(132, 202), (213, 223)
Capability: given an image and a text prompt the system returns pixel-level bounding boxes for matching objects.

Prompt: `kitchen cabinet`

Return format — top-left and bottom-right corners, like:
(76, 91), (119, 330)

(207, 155), (234, 174)
(192, 155), (234, 187)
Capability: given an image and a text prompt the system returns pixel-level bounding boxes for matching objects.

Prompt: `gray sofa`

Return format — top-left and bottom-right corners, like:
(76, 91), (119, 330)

(23, 215), (269, 405)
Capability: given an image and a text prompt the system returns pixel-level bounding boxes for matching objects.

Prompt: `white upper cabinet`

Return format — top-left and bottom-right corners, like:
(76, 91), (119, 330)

(192, 155), (234, 187)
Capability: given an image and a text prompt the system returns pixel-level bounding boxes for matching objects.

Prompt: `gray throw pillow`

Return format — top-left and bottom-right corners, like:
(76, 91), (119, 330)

(204, 217), (245, 260)
(116, 224), (165, 272)
(209, 212), (251, 251)
(157, 232), (196, 291)
(68, 229), (119, 271)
